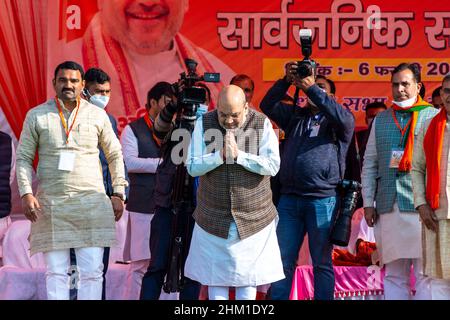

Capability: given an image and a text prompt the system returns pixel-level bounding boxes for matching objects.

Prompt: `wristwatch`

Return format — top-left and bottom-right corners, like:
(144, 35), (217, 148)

(112, 192), (126, 202)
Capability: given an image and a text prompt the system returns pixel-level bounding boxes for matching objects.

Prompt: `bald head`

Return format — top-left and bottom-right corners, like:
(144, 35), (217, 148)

(217, 85), (248, 129)
(218, 85), (246, 108)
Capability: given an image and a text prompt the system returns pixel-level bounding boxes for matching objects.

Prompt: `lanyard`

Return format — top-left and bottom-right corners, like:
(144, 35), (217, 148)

(55, 97), (80, 144)
(392, 109), (412, 147)
(307, 113), (323, 131)
(143, 114), (161, 147)
(144, 113), (154, 131)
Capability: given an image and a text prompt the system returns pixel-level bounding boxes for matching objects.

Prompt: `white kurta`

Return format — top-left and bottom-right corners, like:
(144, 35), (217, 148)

(361, 118), (422, 266)
(16, 99), (127, 255)
(411, 116), (450, 280)
(184, 116), (284, 286)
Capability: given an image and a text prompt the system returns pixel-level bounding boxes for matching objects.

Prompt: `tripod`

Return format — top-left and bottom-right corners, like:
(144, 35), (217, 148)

(162, 109), (197, 294)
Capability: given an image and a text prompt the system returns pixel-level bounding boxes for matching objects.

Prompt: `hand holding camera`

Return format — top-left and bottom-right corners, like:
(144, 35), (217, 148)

(284, 29), (317, 92)
(285, 62), (315, 92)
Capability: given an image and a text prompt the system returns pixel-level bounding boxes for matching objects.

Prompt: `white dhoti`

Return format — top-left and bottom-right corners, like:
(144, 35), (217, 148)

(185, 219), (284, 287)
(374, 202), (430, 299)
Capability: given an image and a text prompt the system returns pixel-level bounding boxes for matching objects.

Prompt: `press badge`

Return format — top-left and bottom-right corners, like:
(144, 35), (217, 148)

(389, 149), (404, 168)
(309, 124), (320, 137)
(58, 151), (75, 171)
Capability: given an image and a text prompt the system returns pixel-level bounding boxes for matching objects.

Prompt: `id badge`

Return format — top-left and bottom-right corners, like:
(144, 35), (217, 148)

(389, 149), (404, 168)
(309, 124), (320, 137)
(58, 151), (75, 171)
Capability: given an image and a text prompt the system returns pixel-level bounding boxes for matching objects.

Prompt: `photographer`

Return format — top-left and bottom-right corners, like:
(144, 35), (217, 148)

(260, 62), (354, 300)
(139, 80), (208, 300)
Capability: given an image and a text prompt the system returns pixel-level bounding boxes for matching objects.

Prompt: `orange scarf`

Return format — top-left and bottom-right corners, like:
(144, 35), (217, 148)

(391, 96), (432, 172)
(424, 108), (447, 210)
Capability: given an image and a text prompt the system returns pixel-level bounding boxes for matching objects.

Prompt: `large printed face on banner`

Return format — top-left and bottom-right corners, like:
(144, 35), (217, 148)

(98, 0), (189, 54)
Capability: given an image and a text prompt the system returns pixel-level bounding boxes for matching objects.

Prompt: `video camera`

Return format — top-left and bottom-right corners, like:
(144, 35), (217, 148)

(159, 58), (220, 294)
(297, 29), (317, 79)
(172, 58), (220, 122)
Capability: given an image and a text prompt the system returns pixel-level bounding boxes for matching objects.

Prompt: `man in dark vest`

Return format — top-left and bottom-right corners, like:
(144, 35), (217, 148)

(120, 82), (171, 299)
(0, 130), (14, 249)
(183, 85), (284, 300)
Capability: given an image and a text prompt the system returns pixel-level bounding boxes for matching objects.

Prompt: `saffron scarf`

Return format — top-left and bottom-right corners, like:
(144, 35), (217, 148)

(143, 113), (161, 147)
(391, 96), (432, 172)
(423, 107), (447, 209)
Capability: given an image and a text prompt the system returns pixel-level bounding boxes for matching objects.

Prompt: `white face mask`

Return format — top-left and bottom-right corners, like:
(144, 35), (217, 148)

(392, 96), (416, 108)
(90, 95), (110, 109)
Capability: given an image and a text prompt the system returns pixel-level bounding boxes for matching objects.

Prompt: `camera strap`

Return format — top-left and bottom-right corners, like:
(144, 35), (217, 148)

(353, 132), (363, 177)
(293, 88), (300, 109)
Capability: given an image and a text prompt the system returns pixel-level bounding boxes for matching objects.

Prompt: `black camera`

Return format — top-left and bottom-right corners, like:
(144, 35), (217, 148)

(297, 29), (316, 79)
(330, 180), (362, 247)
(172, 58), (220, 121)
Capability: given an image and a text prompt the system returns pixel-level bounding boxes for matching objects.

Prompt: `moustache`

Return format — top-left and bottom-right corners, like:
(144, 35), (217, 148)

(62, 89), (74, 93)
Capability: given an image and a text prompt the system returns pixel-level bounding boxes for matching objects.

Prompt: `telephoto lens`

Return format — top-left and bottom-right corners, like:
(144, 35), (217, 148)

(330, 180), (362, 246)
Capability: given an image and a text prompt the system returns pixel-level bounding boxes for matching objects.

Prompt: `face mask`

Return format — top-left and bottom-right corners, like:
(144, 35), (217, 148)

(392, 96), (416, 108)
(90, 95), (110, 109)
(196, 104), (208, 118)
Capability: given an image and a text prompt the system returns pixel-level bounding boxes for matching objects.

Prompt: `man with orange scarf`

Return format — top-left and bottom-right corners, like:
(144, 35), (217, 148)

(361, 63), (438, 300)
(411, 74), (450, 299)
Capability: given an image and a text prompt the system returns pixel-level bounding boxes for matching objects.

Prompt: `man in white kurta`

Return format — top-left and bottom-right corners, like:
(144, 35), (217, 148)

(411, 75), (450, 299)
(16, 61), (128, 300)
(184, 85), (284, 300)
(361, 63), (436, 300)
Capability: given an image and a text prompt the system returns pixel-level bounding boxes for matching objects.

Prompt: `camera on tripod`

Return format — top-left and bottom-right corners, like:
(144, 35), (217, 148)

(172, 58), (220, 121)
(330, 180), (362, 247)
(297, 29), (317, 79)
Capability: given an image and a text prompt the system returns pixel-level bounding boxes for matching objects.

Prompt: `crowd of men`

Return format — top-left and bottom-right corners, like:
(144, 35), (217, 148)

(1, 58), (449, 301)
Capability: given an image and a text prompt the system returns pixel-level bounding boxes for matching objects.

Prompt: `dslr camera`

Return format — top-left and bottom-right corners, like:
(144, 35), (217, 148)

(330, 180), (362, 247)
(172, 58), (220, 122)
(297, 29), (317, 79)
